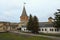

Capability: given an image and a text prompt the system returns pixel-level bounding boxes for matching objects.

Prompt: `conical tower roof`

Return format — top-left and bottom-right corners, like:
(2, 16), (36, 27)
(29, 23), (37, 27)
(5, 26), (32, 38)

(21, 6), (28, 17)
(48, 17), (53, 19)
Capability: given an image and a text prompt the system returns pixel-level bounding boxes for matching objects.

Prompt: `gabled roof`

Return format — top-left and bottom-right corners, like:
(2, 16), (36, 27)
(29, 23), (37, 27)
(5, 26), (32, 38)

(21, 6), (28, 17)
(21, 22), (54, 28)
(39, 22), (53, 27)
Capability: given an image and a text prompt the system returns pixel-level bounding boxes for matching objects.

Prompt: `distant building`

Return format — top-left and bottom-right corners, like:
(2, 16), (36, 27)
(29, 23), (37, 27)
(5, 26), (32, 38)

(0, 22), (18, 32)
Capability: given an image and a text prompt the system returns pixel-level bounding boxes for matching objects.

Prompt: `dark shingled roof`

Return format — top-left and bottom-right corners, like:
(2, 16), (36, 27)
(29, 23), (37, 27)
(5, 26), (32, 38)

(48, 17), (53, 19)
(39, 22), (53, 27)
(21, 22), (54, 28)
(21, 6), (28, 17)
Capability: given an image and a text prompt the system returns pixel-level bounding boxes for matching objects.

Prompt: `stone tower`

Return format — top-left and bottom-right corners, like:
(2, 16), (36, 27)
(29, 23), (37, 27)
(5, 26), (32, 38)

(20, 5), (28, 26)
(20, 6), (28, 22)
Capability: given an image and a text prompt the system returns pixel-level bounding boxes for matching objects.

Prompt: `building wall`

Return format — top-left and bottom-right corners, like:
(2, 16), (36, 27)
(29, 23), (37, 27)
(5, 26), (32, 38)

(20, 16), (28, 22)
(0, 27), (4, 32)
(0, 22), (18, 32)
(21, 27), (60, 33)
(39, 27), (60, 33)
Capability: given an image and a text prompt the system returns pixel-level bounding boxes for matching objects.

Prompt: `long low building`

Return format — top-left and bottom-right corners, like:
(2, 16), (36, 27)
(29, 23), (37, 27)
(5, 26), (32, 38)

(0, 22), (18, 32)
(39, 22), (60, 33)
(20, 22), (60, 33)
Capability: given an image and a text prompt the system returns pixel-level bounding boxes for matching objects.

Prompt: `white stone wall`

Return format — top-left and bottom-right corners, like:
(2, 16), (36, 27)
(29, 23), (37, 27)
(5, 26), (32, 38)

(39, 27), (60, 33)
(21, 27), (60, 33)
(21, 27), (28, 32)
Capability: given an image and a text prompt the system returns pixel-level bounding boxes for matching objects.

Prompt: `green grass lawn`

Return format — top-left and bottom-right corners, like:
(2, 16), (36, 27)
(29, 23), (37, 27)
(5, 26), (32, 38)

(22, 32), (60, 37)
(39, 33), (60, 37)
(0, 32), (55, 40)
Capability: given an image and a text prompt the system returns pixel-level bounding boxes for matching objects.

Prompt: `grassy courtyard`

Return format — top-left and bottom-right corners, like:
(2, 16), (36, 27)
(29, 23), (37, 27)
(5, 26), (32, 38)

(39, 33), (60, 37)
(0, 32), (55, 40)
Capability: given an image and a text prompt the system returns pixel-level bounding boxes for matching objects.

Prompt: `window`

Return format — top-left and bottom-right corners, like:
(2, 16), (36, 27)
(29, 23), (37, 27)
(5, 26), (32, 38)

(39, 29), (41, 31)
(56, 29), (59, 31)
(45, 29), (47, 31)
(42, 29), (44, 31)
(55, 29), (56, 31)
(51, 29), (53, 31)
(50, 29), (51, 31)
(24, 29), (25, 31)
(55, 29), (59, 31)
(50, 29), (53, 31)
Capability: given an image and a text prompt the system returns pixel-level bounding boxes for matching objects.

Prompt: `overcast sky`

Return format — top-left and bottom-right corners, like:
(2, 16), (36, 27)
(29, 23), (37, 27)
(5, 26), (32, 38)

(0, 0), (60, 22)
